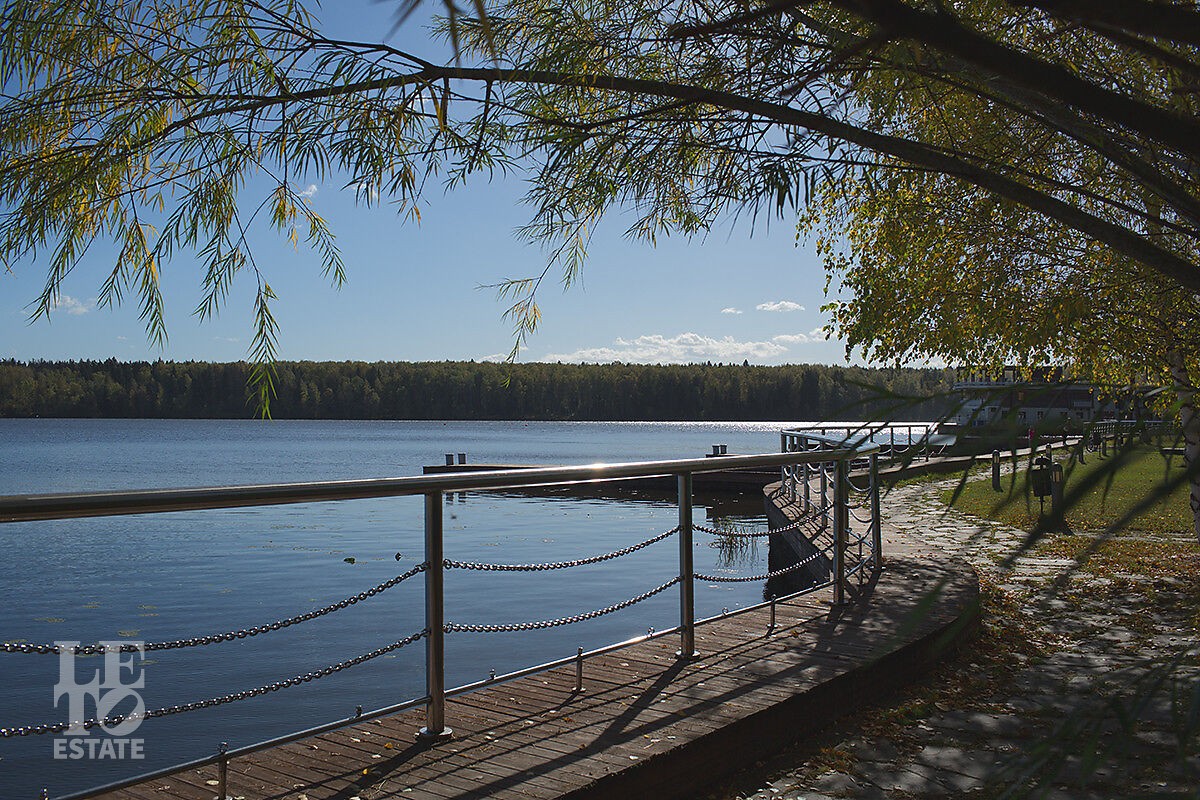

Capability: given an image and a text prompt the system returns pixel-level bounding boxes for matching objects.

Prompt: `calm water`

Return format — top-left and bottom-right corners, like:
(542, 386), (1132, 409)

(0, 419), (822, 798)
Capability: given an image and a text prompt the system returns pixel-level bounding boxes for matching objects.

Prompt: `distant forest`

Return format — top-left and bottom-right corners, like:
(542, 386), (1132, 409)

(0, 360), (955, 420)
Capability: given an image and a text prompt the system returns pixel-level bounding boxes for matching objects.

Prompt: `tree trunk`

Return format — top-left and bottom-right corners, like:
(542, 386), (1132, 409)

(1166, 347), (1200, 542)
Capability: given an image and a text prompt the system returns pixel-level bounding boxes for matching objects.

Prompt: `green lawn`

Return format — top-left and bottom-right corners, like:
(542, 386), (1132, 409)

(940, 445), (1194, 535)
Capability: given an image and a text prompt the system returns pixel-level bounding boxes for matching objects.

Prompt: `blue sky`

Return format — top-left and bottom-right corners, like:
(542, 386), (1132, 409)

(0, 2), (854, 368)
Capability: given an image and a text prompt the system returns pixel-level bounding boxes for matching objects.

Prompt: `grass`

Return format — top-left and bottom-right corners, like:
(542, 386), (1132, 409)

(940, 445), (1194, 535)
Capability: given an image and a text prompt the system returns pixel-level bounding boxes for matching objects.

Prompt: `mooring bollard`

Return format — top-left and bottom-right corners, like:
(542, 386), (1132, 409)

(575, 646), (584, 691)
(992, 449), (1001, 492)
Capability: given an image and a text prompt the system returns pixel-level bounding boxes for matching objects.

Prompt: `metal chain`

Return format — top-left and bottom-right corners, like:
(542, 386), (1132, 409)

(2, 563), (428, 656)
(446, 577), (680, 633)
(694, 551), (824, 583)
(694, 511), (824, 539)
(703, 507), (832, 539)
(848, 529), (874, 549)
(693, 523), (774, 539)
(848, 506), (874, 524)
(445, 527), (679, 572)
(846, 473), (873, 493)
(0, 630), (427, 738)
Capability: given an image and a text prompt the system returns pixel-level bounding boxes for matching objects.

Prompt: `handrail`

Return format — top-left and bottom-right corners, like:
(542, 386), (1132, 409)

(0, 450), (857, 524)
(782, 423), (944, 465)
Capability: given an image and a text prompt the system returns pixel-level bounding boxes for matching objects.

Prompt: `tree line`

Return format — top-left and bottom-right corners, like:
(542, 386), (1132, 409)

(0, 360), (954, 421)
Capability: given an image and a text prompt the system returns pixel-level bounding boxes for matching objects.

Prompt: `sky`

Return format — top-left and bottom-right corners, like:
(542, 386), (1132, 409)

(0, 2), (857, 369)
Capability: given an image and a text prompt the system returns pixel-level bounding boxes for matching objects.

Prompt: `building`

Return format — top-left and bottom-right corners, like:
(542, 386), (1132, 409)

(951, 367), (1101, 430)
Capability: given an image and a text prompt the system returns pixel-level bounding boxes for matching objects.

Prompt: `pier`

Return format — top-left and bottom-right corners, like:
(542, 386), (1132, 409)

(86, 543), (975, 800)
(0, 429), (980, 800)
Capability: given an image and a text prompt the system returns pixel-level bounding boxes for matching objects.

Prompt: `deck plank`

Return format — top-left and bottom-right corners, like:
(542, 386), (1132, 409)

(87, 545), (977, 800)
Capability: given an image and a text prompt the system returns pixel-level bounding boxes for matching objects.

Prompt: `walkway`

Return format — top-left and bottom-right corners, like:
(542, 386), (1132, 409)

(93, 536), (978, 800)
(710, 477), (1200, 799)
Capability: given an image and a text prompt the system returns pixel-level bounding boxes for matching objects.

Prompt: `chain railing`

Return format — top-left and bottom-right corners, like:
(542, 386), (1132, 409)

(787, 422), (947, 464)
(1, 562), (429, 656)
(781, 429), (885, 604)
(0, 445), (879, 800)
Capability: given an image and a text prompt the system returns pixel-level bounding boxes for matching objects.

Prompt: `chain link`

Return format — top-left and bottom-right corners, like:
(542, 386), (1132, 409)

(2, 563), (428, 656)
(694, 509), (827, 539)
(445, 527), (678, 572)
(0, 630), (427, 738)
(446, 577), (680, 633)
(694, 551), (823, 583)
(846, 474), (873, 493)
(693, 523), (774, 539)
(848, 529), (874, 549)
(848, 506), (874, 524)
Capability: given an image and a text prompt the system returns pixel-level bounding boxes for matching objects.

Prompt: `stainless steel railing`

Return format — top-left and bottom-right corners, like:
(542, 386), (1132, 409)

(0, 443), (881, 799)
(781, 429), (884, 605)
(784, 422), (948, 464)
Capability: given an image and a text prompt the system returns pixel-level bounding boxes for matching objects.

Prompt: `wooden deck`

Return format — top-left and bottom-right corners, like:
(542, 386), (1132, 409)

(93, 540), (978, 800)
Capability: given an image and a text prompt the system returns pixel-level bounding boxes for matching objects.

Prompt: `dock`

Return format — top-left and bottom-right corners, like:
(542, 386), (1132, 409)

(2, 440), (984, 800)
(90, 533), (977, 800)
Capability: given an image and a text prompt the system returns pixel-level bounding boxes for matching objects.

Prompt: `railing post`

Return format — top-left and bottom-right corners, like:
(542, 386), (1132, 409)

(418, 491), (452, 742)
(833, 458), (849, 604)
(869, 451), (882, 571)
(819, 459), (828, 533)
(780, 433), (791, 501)
(575, 646), (584, 691)
(802, 459), (811, 513)
(217, 741), (229, 800)
(677, 472), (697, 658)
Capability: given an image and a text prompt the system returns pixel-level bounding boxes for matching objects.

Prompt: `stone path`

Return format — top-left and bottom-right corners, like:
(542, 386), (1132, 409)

(709, 475), (1200, 799)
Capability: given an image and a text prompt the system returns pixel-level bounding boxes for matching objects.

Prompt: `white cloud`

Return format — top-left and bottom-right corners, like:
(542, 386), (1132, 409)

(297, 183), (318, 199)
(352, 182), (380, 203)
(51, 295), (95, 315)
(772, 327), (827, 345)
(720, 307), (743, 315)
(479, 352), (509, 362)
(543, 332), (788, 364)
(756, 300), (805, 313)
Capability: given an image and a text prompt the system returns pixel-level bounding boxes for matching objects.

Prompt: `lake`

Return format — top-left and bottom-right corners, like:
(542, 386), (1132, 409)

(0, 418), (834, 798)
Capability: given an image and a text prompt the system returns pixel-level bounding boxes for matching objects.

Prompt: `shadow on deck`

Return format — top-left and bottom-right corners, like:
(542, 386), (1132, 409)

(94, 545), (978, 800)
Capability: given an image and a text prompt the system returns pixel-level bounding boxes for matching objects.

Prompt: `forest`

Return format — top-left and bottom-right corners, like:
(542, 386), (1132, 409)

(0, 360), (955, 421)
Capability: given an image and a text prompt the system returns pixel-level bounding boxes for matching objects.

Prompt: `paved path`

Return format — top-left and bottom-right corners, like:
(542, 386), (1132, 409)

(711, 476), (1200, 799)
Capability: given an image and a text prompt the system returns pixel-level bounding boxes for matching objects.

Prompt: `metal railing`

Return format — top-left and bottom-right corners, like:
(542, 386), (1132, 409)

(0, 443), (881, 800)
(781, 429), (884, 605)
(786, 422), (948, 464)
(1087, 419), (1175, 450)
